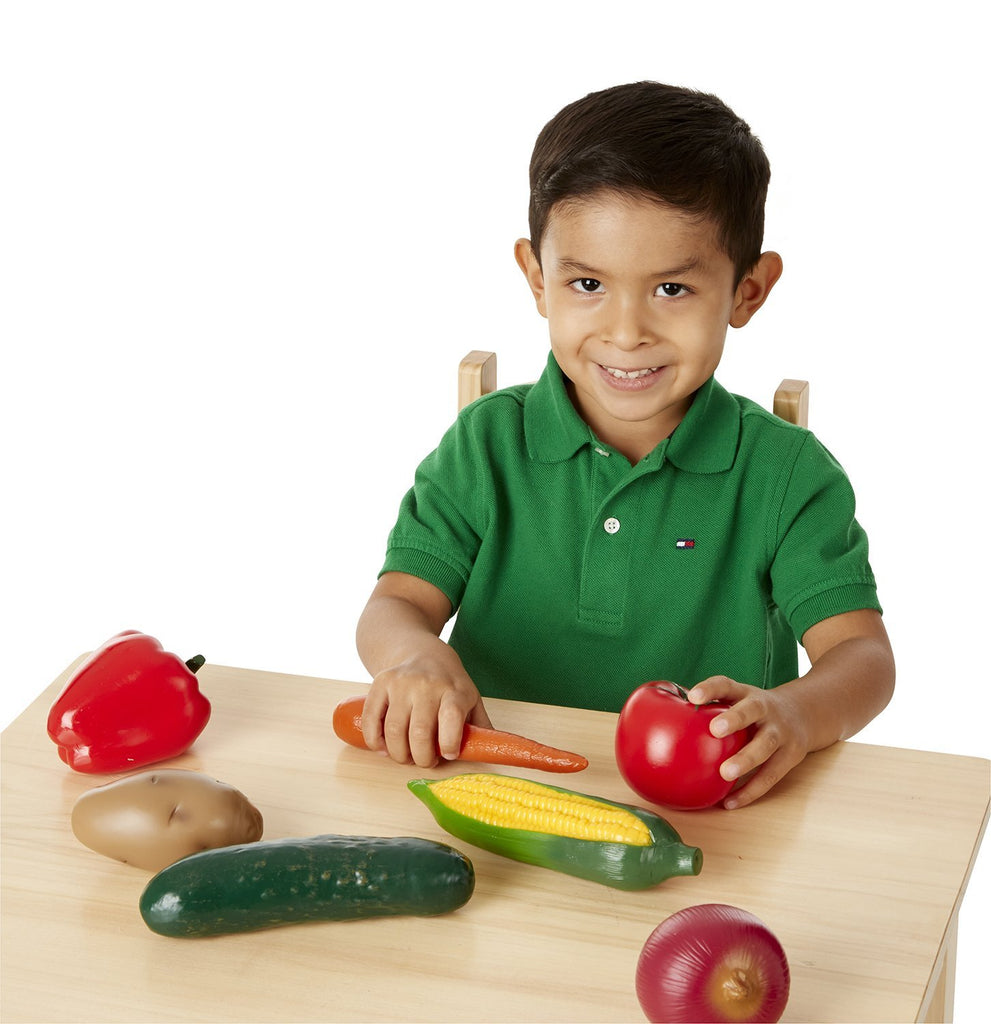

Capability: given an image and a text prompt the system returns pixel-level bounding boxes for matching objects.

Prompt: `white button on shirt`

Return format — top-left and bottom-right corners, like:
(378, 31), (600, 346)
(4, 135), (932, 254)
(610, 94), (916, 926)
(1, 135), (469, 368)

(603, 517), (621, 534)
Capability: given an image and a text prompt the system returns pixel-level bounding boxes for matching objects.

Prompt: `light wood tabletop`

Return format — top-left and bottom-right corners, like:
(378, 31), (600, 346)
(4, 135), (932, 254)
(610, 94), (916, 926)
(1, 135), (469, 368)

(2, 658), (988, 1023)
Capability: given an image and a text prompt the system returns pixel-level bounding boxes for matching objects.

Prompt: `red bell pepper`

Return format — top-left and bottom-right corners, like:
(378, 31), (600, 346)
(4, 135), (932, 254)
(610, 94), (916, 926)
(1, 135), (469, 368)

(47, 631), (211, 773)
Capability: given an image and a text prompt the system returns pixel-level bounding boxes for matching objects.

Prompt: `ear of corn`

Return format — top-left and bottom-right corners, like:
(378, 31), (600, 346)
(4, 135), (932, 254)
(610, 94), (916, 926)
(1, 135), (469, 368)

(409, 773), (702, 891)
(425, 773), (652, 845)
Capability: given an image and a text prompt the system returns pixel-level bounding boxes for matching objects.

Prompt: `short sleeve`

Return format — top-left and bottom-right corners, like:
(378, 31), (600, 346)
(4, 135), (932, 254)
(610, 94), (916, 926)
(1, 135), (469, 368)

(770, 433), (882, 642)
(380, 415), (487, 611)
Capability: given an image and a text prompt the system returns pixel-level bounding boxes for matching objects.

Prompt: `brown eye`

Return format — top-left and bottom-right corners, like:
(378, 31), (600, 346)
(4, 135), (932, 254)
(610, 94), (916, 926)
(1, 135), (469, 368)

(570, 278), (602, 293)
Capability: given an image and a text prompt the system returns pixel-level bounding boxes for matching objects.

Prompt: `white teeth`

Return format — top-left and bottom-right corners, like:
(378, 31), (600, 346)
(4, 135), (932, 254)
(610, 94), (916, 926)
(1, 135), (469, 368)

(604, 366), (660, 379)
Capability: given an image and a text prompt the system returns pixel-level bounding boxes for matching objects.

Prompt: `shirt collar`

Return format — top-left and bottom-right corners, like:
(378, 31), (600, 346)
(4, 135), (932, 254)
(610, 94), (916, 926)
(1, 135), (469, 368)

(524, 352), (597, 462)
(666, 374), (740, 473)
(524, 351), (741, 472)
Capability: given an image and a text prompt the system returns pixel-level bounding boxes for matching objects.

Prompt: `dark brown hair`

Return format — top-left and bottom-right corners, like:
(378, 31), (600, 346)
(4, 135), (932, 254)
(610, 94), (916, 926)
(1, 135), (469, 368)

(528, 82), (771, 282)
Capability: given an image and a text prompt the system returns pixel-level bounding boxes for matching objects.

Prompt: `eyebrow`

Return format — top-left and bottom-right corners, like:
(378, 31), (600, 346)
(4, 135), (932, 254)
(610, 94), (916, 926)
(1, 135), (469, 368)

(554, 256), (706, 279)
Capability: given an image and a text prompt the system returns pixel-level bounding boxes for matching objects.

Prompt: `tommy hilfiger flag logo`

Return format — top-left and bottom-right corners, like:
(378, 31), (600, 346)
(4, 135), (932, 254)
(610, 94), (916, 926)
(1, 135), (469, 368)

(675, 538), (696, 549)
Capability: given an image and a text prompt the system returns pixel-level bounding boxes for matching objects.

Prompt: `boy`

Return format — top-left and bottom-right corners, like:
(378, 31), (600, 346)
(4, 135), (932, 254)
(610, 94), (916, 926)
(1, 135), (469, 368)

(355, 82), (894, 809)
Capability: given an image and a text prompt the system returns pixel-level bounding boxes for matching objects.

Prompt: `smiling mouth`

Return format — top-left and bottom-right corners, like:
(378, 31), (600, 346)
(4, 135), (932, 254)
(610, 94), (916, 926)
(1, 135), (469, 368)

(602, 365), (662, 379)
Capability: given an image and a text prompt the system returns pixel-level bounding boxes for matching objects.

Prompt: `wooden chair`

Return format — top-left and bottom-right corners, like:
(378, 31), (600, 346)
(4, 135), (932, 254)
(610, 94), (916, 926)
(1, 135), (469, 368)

(458, 350), (809, 427)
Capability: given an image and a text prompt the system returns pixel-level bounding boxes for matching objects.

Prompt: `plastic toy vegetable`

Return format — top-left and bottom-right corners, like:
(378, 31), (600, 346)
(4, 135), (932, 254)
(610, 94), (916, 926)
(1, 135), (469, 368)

(333, 694), (588, 772)
(47, 631), (211, 773)
(409, 772), (701, 890)
(140, 834), (475, 937)
(71, 769), (263, 872)
(636, 904), (790, 1023)
(616, 681), (754, 810)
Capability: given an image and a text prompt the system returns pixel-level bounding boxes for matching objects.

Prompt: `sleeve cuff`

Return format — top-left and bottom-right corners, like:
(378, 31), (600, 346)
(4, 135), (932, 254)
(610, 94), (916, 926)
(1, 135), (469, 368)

(787, 581), (883, 643)
(380, 546), (470, 611)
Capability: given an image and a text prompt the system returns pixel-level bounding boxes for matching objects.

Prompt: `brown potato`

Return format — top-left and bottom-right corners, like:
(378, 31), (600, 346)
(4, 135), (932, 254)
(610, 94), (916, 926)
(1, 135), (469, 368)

(71, 768), (264, 871)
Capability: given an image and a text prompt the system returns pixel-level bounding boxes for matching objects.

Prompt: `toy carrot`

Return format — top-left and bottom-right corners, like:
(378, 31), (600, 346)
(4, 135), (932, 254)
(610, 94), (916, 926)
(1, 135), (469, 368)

(332, 695), (588, 773)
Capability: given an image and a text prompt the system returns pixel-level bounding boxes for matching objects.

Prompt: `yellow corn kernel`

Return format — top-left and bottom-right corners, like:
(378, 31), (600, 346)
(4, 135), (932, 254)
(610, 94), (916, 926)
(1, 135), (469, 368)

(429, 774), (651, 846)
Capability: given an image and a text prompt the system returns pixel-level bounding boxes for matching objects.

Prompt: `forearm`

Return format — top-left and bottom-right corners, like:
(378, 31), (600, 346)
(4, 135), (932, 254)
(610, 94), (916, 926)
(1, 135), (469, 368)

(356, 570), (459, 673)
(357, 592), (452, 678)
(783, 633), (895, 752)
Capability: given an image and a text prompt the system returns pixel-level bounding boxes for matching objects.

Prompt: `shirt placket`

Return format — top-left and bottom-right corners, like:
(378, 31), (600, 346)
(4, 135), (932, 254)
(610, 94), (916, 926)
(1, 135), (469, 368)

(577, 446), (661, 633)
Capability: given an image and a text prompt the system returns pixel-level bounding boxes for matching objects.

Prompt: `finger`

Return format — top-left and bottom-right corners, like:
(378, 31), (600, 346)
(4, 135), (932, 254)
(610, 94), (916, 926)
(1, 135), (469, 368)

(468, 698), (493, 730)
(723, 749), (803, 810)
(382, 703), (415, 765)
(360, 688), (389, 751)
(708, 698), (762, 740)
(686, 675), (744, 705)
(407, 703), (441, 768)
(719, 727), (779, 782)
(437, 699), (469, 761)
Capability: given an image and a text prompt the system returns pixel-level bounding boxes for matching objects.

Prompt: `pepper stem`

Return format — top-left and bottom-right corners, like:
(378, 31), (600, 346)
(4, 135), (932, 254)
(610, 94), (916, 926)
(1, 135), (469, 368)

(185, 655), (206, 674)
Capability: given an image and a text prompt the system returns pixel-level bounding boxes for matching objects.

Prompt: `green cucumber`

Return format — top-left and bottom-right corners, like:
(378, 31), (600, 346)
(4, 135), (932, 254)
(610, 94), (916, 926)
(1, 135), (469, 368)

(139, 834), (475, 937)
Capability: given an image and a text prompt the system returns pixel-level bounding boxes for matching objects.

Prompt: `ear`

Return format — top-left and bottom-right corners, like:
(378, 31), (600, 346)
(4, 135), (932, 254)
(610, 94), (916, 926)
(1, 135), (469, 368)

(729, 251), (783, 328)
(514, 238), (548, 318)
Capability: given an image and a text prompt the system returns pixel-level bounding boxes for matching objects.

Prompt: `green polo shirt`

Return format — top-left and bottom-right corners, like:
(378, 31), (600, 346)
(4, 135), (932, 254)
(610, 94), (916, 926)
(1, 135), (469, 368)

(381, 352), (881, 713)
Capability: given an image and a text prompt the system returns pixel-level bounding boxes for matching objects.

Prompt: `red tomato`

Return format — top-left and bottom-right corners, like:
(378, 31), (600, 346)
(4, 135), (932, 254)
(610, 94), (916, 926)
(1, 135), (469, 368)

(615, 681), (753, 810)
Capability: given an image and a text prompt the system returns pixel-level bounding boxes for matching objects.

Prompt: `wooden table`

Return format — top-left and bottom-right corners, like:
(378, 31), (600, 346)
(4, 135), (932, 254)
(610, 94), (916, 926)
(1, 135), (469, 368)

(2, 660), (988, 1023)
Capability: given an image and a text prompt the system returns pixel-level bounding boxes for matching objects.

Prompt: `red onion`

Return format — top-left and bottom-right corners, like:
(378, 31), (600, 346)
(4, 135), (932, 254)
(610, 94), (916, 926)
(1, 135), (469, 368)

(636, 904), (790, 1023)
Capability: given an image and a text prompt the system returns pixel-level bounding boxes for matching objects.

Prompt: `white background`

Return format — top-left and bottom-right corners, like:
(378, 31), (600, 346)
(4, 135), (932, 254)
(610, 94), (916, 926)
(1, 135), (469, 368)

(3, 1), (987, 1019)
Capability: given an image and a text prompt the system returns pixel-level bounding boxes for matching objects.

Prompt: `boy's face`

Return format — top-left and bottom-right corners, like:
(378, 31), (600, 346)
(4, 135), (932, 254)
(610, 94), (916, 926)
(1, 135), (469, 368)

(516, 191), (781, 463)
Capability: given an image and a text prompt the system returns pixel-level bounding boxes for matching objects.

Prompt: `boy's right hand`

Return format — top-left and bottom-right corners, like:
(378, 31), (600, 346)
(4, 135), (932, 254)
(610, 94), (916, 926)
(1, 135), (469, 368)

(360, 648), (492, 768)
(355, 571), (491, 768)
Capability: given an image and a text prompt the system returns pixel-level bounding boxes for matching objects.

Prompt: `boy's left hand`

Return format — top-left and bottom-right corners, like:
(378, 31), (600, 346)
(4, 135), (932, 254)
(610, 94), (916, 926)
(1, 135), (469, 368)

(685, 610), (895, 809)
(685, 677), (810, 810)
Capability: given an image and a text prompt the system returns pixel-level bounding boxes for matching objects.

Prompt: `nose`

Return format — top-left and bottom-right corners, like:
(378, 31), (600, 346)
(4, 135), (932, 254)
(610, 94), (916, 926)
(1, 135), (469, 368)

(602, 295), (652, 351)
